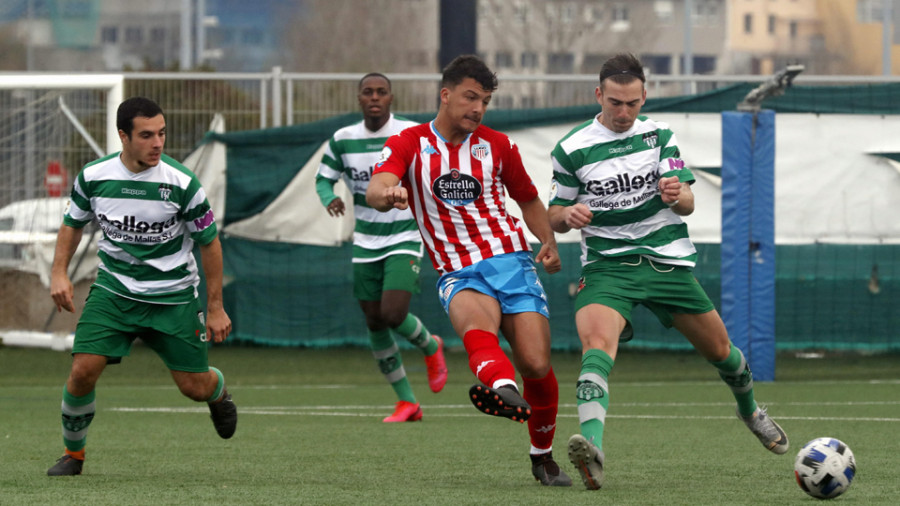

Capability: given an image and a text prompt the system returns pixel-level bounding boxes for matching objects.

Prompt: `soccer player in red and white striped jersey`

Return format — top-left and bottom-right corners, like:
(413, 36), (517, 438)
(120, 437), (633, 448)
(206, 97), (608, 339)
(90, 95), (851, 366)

(367, 55), (571, 487)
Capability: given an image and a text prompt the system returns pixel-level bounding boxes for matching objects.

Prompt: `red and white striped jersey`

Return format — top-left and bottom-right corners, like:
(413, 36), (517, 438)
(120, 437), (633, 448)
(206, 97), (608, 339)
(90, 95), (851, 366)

(374, 121), (538, 275)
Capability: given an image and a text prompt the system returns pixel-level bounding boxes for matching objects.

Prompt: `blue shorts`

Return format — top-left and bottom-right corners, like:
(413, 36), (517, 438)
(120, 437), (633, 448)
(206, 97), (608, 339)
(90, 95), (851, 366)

(436, 251), (549, 318)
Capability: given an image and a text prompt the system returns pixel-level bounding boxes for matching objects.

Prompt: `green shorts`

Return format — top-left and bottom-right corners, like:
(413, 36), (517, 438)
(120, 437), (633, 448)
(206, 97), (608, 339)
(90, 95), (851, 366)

(574, 255), (715, 341)
(73, 287), (209, 372)
(353, 254), (422, 301)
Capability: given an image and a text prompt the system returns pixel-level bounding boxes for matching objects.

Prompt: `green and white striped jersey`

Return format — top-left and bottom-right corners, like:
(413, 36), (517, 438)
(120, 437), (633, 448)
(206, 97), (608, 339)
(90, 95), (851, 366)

(317, 114), (422, 263)
(63, 152), (218, 304)
(549, 115), (698, 268)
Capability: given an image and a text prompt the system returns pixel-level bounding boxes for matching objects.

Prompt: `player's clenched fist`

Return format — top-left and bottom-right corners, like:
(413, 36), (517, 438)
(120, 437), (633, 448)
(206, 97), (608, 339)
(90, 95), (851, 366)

(657, 175), (681, 205)
(383, 186), (409, 210)
(564, 203), (593, 230)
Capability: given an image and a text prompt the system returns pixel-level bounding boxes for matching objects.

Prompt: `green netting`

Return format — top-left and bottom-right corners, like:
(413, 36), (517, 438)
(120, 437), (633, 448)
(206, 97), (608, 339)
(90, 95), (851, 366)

(207, 82), (900, 351)
(220, 240), (898, 352)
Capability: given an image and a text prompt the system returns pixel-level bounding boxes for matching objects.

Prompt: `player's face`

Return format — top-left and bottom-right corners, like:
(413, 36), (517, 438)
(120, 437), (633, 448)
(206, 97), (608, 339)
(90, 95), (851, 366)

(596, 79), (646, 133)
(120, 114), (165, 170)
(441, 77), (492, 134)
(358, 76), (392, 122)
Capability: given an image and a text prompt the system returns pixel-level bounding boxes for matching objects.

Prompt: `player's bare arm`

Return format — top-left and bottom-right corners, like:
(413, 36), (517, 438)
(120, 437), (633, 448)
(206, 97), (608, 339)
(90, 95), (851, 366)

(366, 172), (408, 211)
(49, 224), (84, 313)
(199, 236), (232, 343)
(658, 176), (694, 215)
(548, 203), (592, 233)
(518, 197), (561, 274)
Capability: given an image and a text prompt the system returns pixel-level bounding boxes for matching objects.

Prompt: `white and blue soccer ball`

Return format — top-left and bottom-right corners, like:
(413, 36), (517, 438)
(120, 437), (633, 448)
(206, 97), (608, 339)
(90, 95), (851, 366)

(793, 437), (856, 499)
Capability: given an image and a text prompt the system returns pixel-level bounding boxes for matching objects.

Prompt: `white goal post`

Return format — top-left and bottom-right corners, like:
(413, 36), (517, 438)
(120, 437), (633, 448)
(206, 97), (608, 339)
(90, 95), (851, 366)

(0, 74), (123, 154)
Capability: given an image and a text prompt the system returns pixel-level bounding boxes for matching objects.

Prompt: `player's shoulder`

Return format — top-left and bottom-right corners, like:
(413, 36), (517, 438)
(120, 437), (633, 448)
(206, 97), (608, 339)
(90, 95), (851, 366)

(332, 120), (366, 141)
(635, 115), (671, 132)
(555, 117), (601, 153)
(389, 121), (429, 143)
(391, 114), (420, 131)
(473, 124), (514, 146)
(558, 118), (597, 142)
(81, 152), (120, 177)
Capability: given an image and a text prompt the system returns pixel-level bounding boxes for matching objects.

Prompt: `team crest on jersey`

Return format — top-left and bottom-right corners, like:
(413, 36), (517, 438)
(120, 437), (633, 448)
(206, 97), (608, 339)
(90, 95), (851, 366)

(433, 168), (482, 206)
(158, 183), (173, 201)
(642, 132), (658, 148)
(471, 143), (490, 161)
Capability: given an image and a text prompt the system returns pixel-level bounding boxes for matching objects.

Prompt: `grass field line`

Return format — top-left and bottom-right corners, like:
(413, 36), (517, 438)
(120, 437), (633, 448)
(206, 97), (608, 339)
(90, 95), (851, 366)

(9, 378), (899, 391)
(108, 404), (900, 423)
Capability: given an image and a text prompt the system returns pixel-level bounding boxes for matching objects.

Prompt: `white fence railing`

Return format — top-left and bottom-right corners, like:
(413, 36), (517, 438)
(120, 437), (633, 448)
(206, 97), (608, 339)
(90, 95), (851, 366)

(3, 68), (900, 207)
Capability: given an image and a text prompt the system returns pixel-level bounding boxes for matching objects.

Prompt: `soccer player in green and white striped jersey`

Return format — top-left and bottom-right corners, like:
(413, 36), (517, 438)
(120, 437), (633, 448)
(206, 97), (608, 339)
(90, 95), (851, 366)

(47, 97), (236, 476)
(316, 73), (446, 423)
(547, 54), (789, 490)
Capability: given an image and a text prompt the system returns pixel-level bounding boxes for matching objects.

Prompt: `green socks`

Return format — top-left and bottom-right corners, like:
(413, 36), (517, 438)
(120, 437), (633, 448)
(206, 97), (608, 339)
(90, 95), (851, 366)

(576, 349), (614, 452)
(206, 366), (226, 403)
(369, 328), (416, 403)
(711, 344), (758, 417)
(61, 386), (96, 454)
(393, 313), (438, 356)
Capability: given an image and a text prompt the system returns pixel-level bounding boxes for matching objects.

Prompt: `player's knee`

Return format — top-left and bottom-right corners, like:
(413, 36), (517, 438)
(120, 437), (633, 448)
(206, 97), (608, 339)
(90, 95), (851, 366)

(381, 308), (407, 329)
(517, 355), (551, 379)
(67, 364), (102, 393)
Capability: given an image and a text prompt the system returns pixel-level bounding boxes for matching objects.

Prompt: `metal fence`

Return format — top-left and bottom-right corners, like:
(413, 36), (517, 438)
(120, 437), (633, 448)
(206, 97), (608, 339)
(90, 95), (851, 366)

(3, 68), (900, 209)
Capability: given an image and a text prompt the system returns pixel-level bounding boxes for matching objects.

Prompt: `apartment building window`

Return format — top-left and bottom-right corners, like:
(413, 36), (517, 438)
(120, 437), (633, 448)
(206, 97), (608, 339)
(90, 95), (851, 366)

(494, 95), (513, 109)
(521, 52), (539, 68)
(583, 53), (609, 73)
(654, 0), (674, 24)
(560, 2), (576, 24)
(101, 26), (117, 44)
(744, 13), (753, 34)
(642, 54), (671, 75)
(548, 52), (575, 74)
(693, 56), (716, 74)
(125, 27), (142, 45)
(585, 5), (604, 23)
(612, 3), (630, 31)
(790, 21), (798, 38)
(514, 1), (529, 24)
(495, 52), (513, 69)
(768, 15), (776, 34)
(857, 0), (885, 23)
(150, 27), (166, 44)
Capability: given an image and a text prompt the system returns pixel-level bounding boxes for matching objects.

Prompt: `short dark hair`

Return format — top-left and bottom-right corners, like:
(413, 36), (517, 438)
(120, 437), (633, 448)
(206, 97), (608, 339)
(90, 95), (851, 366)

(117, 97), (163, 137)
(599, 53), (646, 86)
(358, 72), (391, 91)
(441, 54), (498, 92)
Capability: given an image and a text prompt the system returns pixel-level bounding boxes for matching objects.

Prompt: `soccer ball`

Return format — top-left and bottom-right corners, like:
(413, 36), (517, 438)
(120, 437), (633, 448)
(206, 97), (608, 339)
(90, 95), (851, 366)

(793, 437), (856, 499)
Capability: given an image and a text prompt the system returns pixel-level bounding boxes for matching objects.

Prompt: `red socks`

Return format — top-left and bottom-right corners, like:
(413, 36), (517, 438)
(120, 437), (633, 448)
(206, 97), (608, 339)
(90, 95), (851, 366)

(523, 368), (559, 450)
(463, 329), (559, 450)
(462, 329), (515, 387)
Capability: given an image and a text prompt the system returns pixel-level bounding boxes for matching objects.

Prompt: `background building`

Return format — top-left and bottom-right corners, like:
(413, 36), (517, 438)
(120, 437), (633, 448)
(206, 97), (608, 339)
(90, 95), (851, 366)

(1, 0), (898, 76)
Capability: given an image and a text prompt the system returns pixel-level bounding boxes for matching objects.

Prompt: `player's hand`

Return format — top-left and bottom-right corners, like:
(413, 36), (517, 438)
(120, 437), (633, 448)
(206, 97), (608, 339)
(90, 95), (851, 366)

(564, 203), (593, 230)
(383, 186), (408, 210)
(206, 307), (232, 343)
(50, 273), (75, 313)
(326, 197), (345, 217)
(658, 176), (681, 205)
(535, 241), (561, 274)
